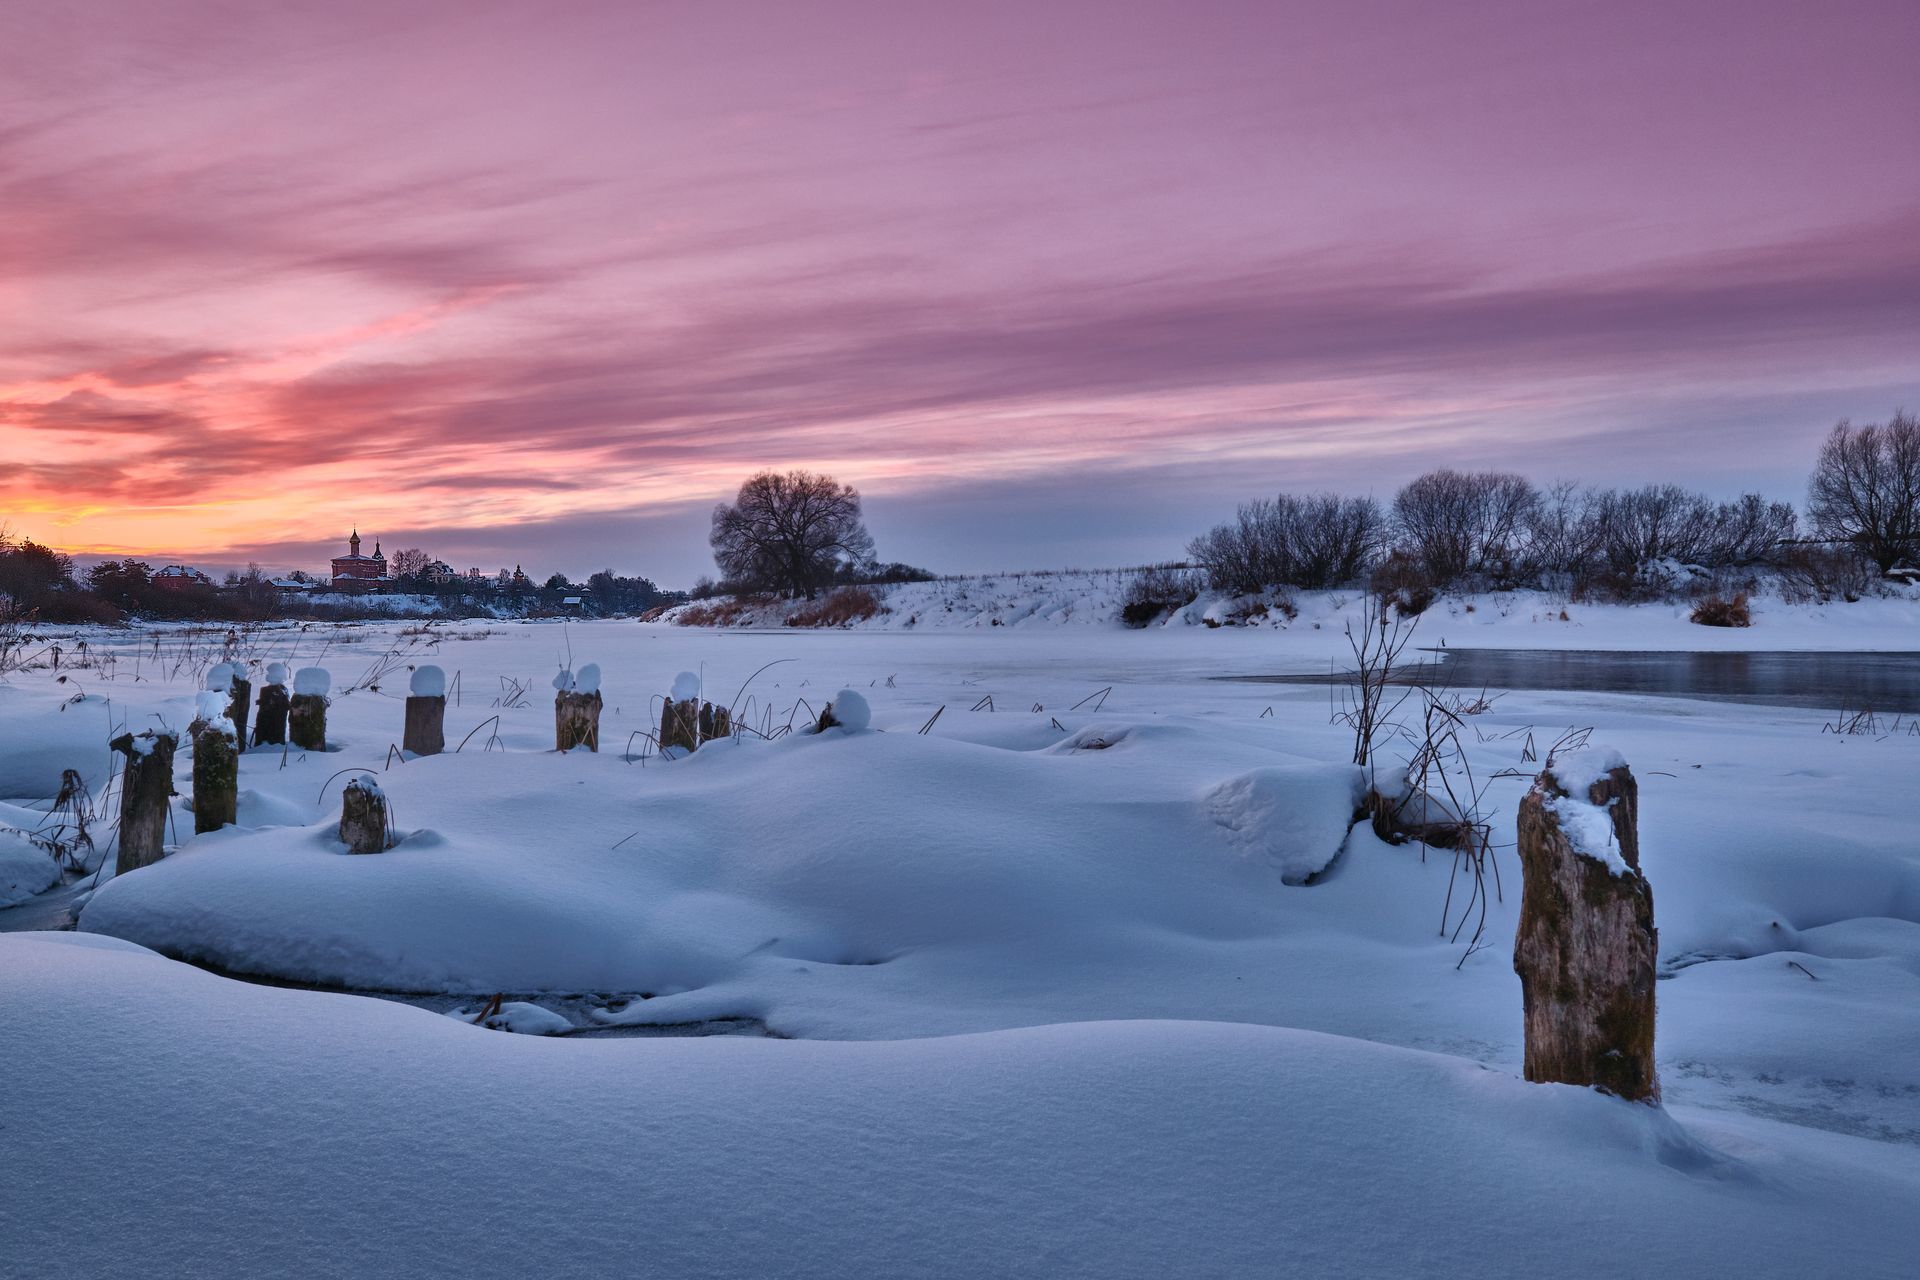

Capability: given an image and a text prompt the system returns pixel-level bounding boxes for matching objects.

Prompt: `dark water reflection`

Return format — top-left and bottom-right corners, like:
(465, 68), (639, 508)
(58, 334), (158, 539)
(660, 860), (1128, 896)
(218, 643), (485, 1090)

(1231, 649), (1920, 713)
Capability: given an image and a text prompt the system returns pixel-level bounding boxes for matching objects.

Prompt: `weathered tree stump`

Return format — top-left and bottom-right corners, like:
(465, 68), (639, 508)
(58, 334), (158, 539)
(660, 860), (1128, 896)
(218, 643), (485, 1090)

(192, 725), (238, 834)
(1514, 754), (1659, 1102)
(706, 703), (731, 742)
(254, 682), (290, 746)
(404, 696), (446, 756)
(659, 696), (700, 753)
(556, 690), (603, 751)
(289, 694), (328, 751)
(339, 777), (389, 853)
(111, 731), (177, 875)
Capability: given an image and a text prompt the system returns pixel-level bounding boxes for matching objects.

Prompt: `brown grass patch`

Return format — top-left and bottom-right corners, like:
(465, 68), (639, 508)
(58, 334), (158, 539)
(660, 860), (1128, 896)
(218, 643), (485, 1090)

(786, 586), (885, 628)
(1688, 592), (1751, 627)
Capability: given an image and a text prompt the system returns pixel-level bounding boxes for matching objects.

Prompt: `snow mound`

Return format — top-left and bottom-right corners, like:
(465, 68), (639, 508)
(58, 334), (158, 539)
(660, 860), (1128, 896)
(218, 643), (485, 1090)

(0, 829), (58, 906)
(265, 661), (289, 686)
(551, 668), (575, 691)
(204, 662), (237, 691)
(1205, 763), (1366, 884)
(671, 670), (701, 701)
(465, 1000), (572, 1035)
(409, 665), (446, 698)
(574, 662), (601, 695)
(292, 667), (330, 697)
(825, 689), (870, 732)
(80, 726), (1372, 1010)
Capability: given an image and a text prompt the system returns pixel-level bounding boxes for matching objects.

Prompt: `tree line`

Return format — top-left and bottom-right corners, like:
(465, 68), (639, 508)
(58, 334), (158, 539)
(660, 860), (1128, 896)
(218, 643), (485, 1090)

(0, 531), (676, 624)
(1184, 413), (1918, 601)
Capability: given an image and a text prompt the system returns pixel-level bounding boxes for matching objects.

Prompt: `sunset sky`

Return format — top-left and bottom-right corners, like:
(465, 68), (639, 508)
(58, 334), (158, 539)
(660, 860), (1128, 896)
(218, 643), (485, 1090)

(2, 0), (1915, 582)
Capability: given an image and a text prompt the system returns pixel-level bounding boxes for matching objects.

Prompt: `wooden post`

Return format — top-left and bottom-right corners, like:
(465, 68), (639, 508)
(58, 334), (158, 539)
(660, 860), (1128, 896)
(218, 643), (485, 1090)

(707, 703), (731, 742)
(191, 725), (238, 834)
(555, 690), (603, 751)
(110, 731), (177, 874)
(1514, 756), (1659, 1102)
(225, 676), (252, 746)
(404, 696), (446, 756)
(290, 694), (328, 751)
(659, 696), (700, 753)
(254, 682), (290, 746)
(339, 777), (389, 853)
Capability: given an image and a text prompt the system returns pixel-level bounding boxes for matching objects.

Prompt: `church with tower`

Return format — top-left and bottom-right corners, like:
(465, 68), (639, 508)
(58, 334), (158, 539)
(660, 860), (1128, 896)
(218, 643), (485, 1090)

(330, 530), (388, 589)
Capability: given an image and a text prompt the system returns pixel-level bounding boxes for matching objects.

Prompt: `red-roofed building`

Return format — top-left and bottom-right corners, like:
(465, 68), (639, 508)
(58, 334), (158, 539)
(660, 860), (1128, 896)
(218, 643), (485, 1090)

(330, 530), (387, 589)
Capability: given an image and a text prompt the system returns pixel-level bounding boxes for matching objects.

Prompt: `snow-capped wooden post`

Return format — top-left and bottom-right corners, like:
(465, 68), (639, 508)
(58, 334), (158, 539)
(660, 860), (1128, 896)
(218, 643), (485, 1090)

(659, 671), (701, 753)
(705, 703), (731, 743)
(289, 668), (330, 752)
(404, 665), (447, 757)
(190, 691), (239, 834)
(338, 777), (389, 854)
(253, 662), (290, 746)
(1514, 749), (1659, 1103)
(553, 663), (602, 752)
(224, 670), (252, 747)
(811, 689), (870, 735)
(110, 730), (177, 874)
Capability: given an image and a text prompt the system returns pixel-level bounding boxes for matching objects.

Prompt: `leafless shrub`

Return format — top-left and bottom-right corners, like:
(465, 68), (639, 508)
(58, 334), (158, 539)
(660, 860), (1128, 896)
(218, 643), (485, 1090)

(1335, 592), (1419, 769)
(1778, 544), (1876, 604)
(1188, 494), (1386, 592)
(1121, 565), (1202, 627)
(1368, 550), (1439, 616)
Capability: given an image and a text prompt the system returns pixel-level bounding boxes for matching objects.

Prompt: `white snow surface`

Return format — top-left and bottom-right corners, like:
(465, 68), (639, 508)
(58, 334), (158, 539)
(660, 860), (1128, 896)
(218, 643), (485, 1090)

(409, 664), (445, 698)
(203, 661), (237, 691)
(3, 931), (1916, 1278)
(292, 666), (330, 696)
(0, 616), (1915, 1276)
(1546, 793), (1631, 877)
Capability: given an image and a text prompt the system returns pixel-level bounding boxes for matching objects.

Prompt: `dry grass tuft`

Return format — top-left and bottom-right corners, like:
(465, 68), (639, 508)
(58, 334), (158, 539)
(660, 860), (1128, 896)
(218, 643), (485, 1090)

(1688, 593), (1751, 627)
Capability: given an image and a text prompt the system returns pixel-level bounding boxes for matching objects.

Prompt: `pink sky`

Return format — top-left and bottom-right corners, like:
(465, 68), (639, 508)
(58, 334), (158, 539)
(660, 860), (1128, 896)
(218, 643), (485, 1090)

(2, 0), (1916, 582)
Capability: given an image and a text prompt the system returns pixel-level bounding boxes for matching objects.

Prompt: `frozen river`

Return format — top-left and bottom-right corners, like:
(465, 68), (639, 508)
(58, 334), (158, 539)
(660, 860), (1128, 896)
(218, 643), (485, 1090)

(1230, 647), (1920, 714)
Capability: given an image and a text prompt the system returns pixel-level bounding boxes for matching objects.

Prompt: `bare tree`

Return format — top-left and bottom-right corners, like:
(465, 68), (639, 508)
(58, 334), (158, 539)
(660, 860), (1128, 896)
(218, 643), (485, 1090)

(1807, 412), (1920, 574)
(1391, 470), (1539, 585)
(710, 470), (876, 598)
(389, 547), (431, 580)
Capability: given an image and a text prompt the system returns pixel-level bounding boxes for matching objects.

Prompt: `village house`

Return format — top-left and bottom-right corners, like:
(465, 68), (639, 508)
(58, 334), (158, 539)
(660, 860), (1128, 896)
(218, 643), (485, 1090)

(151, 564), (215, 592)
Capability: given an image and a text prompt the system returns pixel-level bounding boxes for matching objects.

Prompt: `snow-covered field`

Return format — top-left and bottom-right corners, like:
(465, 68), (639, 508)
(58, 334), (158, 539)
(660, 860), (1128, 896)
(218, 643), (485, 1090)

(3, 610), (1917, 1277)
